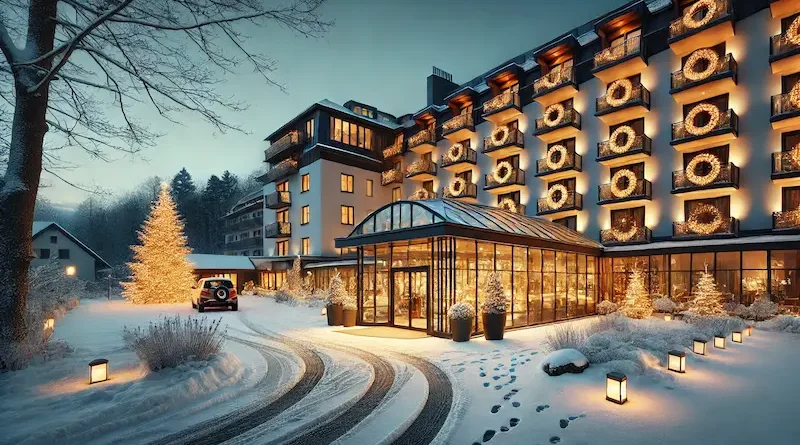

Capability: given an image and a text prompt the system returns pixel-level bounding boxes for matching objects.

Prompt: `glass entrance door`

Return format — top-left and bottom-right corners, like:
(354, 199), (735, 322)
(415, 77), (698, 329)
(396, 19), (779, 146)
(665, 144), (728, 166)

(391, 268), (428, 331)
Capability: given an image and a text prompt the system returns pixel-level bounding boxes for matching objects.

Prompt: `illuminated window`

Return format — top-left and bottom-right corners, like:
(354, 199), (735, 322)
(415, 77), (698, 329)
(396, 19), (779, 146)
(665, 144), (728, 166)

(340, 174), (354, 193)
(301, 205), (310, 225)
(277, 180), (288, 192)
(302, 237), (310, 255)
(341, 205), (354, 225)
(276, 240), (288, 256)
(276, 210), (288, 223)
(330, 117), (373, 149)
(306, 118), (314, 139)
(366, 179), (373, 197)
(392, 187), (401, 202)
(301, 174), (310, 192)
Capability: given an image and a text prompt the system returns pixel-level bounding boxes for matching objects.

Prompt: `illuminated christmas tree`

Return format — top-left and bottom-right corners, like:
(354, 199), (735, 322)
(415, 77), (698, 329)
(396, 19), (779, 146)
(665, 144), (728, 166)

(621, 269), (653, 319)
(122, 183), (196, 304)
(688, 265), (725, 316)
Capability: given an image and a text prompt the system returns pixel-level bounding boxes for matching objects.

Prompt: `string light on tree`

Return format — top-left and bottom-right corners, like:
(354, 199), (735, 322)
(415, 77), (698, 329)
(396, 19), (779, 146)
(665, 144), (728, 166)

(688, 264), (726, 316)
(621, 269), (653, 319)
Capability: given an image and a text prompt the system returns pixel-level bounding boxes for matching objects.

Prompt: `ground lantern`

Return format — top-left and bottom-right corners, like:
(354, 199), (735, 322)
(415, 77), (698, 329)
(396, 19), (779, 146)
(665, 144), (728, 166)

(668, 350), (686, 373)
(693, 339), (707, 355)
(89, 359), (109, 384)
(606, 372), (628, 405)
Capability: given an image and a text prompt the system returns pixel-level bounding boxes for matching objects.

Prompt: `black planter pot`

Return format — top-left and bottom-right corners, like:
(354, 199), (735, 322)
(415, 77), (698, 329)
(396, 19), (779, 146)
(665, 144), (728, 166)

(342, 309), (357, 327)
(326, 303), (343, 326)
(482, 312), (506, 340)
(451, 317), (474, 342)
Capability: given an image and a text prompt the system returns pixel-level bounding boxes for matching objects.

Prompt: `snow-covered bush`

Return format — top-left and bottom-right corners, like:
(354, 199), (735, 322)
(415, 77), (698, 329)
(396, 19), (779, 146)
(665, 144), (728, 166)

(325, 273), (347, 307)
(342, 290), (357, 311)
(597, 300), (618, 315)
(122, 316), (225, 371)
(683, 314), (745, 336)
(653, 297), (678, 314)
(242, 281), (256, 295)
(448, 301), (476, 320)
(306, 289), (328, 308)
(543, 323), (588, 353)
(760, 315), (800, 334)
(749, 299), (779, 321)
(733, 304), (751, 319)
(481, 272), (507, 314)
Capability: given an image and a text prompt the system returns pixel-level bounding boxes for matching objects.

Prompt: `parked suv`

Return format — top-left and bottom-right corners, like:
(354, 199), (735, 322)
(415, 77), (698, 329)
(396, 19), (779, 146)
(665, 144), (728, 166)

(192, 277), (238, 312)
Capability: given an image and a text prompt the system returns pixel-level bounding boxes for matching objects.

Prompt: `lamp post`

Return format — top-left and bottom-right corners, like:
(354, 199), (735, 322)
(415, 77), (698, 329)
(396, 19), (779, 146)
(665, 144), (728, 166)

(606, 372), (628, 405)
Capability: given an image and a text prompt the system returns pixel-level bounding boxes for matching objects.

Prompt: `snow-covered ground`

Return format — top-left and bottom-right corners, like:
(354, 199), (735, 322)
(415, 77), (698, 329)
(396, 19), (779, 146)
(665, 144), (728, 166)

(3, 296), (800, 445)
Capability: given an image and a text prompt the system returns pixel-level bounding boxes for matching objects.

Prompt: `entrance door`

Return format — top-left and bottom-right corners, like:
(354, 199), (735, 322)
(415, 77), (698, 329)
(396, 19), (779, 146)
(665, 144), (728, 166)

(391, 268), (428, 331)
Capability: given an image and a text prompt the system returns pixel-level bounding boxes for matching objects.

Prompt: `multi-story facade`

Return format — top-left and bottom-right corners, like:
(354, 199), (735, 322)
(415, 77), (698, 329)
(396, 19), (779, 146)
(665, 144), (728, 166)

(253, 0), (800, 336)
(222, 189), (264, 256)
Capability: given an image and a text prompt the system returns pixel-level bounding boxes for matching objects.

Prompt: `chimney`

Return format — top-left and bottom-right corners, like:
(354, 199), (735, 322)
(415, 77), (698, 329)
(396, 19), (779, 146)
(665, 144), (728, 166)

(427, 66), (459, 107)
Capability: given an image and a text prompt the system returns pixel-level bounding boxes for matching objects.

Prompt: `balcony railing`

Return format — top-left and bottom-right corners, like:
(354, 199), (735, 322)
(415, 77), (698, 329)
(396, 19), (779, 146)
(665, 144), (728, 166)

(669, 0), (731, 42)
(771, 91), (800, 120)
(485, 168), (526, 190)
(408, 190), (438, 201)
(674, 216), (738, 238)
(224, 236), (262, 251)
(593, 35), (643, 70)
(499, 202), (526, 215)
(672, 163), (739, 192)
(671, 53), (737, 92)
(484, 127), (524, 154)
(600, 226), (652, 245)
(264, 221), (291, 238)
(408, 128), (436, 150)
(265, 190), (291, 209)
(442, 113), (474, 136)
(597, 133), (652, 162)
(598, 178), (652, 204)
(259, 158), (298, 184)
(483, 90), (520, 116)
(774, 210), (800, 230)
(264, 130), (305, 163)
(770, 28), (800, 60)
(773, 151), (800, 179)
(442, 182), (478, 199)
(534, 107), (581, 135)
(596, 83), (650, 114)
(382, 140), (404, 159)
(225, 217), (263, 233)
(440, 144), (477, 169)
(405, 158), (438, 178)
(672, 108), (738, 144)
(536, 151), (582, 176)
(533, 66), (575, 96)
(381, 167), (403, 186)
(537, 191), (583, 215)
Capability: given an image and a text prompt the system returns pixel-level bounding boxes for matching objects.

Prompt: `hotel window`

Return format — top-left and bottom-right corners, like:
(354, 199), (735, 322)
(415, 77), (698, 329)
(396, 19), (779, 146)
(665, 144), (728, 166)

(341, 205), (354, 225)
(253, 250), (262, 256)
(306, 118), (314, 139)
(330, 117), (372, 149)
(276, 240), (288, 256)
(301, 174), (310, 192)
(392, 187), (401, 202)
(302, 237), (310, 255)
(301, 205), (310, 225)
(366, 179), (373, 197)
(39, 249), (50, 259)
(340, 173), (354, 193)
(608, 27), (641, 49)
(423, 180), (434, 194)
(49, 236), (57, 244)
(552, 216), (577, 231)
(276, 209), (288, 223)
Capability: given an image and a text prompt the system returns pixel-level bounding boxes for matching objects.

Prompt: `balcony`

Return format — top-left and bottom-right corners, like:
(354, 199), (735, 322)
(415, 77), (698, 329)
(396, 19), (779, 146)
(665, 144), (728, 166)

(774, 209), (800, 231)
(264, 221), (291, 239)
(595, 81), (651, 126)
(600, 226), (652, 246)
(408, 189), (438, 201)
(265, 191), (291, 210)
(770, 25), (800, 75)
(258, 158), (298, 184)
(534, 105), (581, 143)
(592, 35), (647, 84)
(381, 167), (403, 186)
(484, 167), (526, 194)
(671, 107), (738, 152)
(440, 142), (477, 173)
(382, 140), (404, 159)
(442, 181), (478, 200)
(482, 90), (522, 124)
(405, 158), (438, 181)
(224, 236), (263, 252)
(483, 127), (525, 159)
(770, 90), (800, 131)
(668, 0), (734, 57)
(537, 190), (583, 216)
(224, 217), (263, 234)
(771, 0), (800, 19)
(264, 130), (305, 163)
(408, 129), (436, 154)
(772, 151), (800, 185)
(672, 162), (739, 197)
(673, 216), (738, 239)
(597, 131), (652, 166)
(497, 199), (526, 215)
(598, 178), (652, 207)
(535, 149), (582, 180)
(532, 66), (578, 107)
(670, 53), (738, 104)
(442, 113), (475, 142)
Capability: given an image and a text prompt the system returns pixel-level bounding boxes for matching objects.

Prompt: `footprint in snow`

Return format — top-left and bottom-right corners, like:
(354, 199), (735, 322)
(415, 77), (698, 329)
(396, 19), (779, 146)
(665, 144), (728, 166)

(549, 436), (561, 444)
(483, 382), (490, 387)
(530, 352), (537, 355)
(493, 367), (500, 371)
(536, 404), (550, 412)
(509, 367), (515, 372)
(455, 367), (465, 373)
(480, 358), (488, 361)
(510, 418), (520, 427)
(483, 430), (496, 442)
(568, 414), (587, 421)
(480, 372), (487, 377)
(512, 401), (521, 407)
(494, 385), (503, 390)
(560, 419), (569, 429)
(491, 404), (501, 413)
(500, 426), (509, 432)
(493, 376), (500, 380)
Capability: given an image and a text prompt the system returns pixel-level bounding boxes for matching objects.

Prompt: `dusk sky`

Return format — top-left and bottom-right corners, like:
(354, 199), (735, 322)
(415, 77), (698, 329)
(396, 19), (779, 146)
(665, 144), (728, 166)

(40, 0), (626, 206)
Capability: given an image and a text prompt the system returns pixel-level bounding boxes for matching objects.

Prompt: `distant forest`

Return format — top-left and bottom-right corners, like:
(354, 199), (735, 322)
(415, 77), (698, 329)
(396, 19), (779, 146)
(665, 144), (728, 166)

(35, 168), (262, 269)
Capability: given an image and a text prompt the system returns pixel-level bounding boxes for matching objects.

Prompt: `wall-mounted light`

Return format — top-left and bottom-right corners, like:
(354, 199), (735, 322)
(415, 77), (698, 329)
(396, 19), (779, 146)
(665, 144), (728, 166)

(89, 359), (109, 384)
(693, 339), (707, 355)
(732, 331), (743, 343)
(44, 318), (55, 330)
(65, 266), (77, 276)
(668, 350), (686, 373)
(606, 372), (628, 405)
(714, 335), (726, 349)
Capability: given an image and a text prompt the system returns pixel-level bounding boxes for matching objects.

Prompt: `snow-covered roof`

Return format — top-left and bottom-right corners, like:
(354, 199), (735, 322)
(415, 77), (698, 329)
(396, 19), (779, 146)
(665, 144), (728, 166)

(646, 0), (672, 13)
(32, 221), (111, 269)
(186, 254), (255, 270)
(577, 31), (599, 46)
(604, 234), (800, 253)
(305, 259), (357, 269)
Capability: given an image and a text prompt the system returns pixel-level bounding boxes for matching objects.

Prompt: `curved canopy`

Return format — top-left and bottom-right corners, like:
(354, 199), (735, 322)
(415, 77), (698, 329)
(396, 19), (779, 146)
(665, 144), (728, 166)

(338, 199), (603, 254)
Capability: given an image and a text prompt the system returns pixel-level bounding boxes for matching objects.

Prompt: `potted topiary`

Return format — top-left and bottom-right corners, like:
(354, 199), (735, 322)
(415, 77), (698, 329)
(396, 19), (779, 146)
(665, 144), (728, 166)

(325, 273), (346, 326)
(342, 296), (358, 327)
(481, 272), (507, 340)
(448, 301), (475, 342)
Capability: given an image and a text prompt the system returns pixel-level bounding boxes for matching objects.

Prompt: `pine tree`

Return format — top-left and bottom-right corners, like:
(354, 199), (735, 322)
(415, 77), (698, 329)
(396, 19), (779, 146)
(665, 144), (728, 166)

(122, 183), (196, 304)
(688, 266), (725, 316)
(621, 269), (653, 319)
(482, 272), (507, 314)
(326, 272), (347, 307)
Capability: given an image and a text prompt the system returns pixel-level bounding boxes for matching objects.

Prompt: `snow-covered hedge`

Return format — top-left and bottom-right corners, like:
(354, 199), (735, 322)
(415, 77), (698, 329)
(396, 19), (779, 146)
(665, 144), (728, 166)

(448, 301), (475, 320)
(122, 316), (225, 371)
(759, 315), (800, 334)
(653, 297), (678, 314)
(597, 300), (618, 315)
(734, 299), (779, 321)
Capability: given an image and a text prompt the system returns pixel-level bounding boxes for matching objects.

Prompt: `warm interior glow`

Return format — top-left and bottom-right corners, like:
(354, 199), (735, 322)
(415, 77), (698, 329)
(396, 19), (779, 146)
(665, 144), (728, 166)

(90, 362), (108, 384)
(44, 318), (55, 330)
(745, 326), (753, 336)
(65, 266), (76, 276)
(714, 336), (726, 349)
(606, 373), (627, 404)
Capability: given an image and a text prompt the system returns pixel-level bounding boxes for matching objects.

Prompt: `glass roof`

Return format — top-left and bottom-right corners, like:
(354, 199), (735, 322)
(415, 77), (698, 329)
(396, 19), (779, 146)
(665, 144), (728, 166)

(347, 199), (603, 250)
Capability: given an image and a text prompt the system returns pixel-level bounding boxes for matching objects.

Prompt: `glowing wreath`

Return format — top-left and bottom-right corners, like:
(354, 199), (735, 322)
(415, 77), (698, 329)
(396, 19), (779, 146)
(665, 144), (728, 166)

(687, 204), (723, 235)
(610, 169), (638, 198)
(684, 103), (720, 136)
(412, 188), (430, 200)
(543, 103), (565, 127)
(605, 78), (633, 108)
(791, 143), (800, 168)
(609, 125), (636, 154)
(686, 153), (721, 186)
(447, 143), (464, 163)
(491, 125), (511, 146)
(449, 177), (466, 197)
(546, 184), (568, 210)
(787, 16), (800, 46)
(790, 81), (800, 109)
(682, 0), (717, 30)
(612, 222), (639, 242)
(546, 145), (568, 170)
(539, 69), (560, 90)
(498, 197), (518, 213)
(683, 48), (719, 81)
(493, 161), (513, 184)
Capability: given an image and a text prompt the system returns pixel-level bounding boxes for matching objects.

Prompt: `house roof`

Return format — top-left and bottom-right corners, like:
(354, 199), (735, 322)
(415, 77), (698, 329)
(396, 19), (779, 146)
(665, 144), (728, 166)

(32, 222), (111, 269)
(265, 99), (402, 141)
(186, 254), (256, 270)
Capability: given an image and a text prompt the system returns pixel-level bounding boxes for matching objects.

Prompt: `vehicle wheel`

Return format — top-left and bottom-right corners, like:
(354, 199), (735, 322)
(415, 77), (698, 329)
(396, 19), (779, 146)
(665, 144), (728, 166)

(198, 304), (205, 313)
(230, 303), (238, 311)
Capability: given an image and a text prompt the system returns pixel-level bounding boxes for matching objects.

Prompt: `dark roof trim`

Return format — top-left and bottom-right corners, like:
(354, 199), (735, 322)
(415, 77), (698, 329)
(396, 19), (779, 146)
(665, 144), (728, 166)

(443, 86), (478, 104)
(33, 223), (111, 269)
(594, 0), (648, 32)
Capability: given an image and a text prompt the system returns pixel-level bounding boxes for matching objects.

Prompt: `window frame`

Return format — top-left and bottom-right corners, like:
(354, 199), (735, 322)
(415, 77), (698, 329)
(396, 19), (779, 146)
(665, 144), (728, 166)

(276, 240), (289, 256)
(341, 205), (355, 225)
(301, 237), (310, 255)
(301, 205), (310, 225)
(366, 179), (374, 197)
(340, 173), (354, 193)
(301, 174), (310, 193)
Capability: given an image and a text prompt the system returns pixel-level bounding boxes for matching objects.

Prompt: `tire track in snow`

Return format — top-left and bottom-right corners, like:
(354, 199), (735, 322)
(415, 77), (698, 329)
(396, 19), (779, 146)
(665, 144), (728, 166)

(389, 354), (453, 445)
